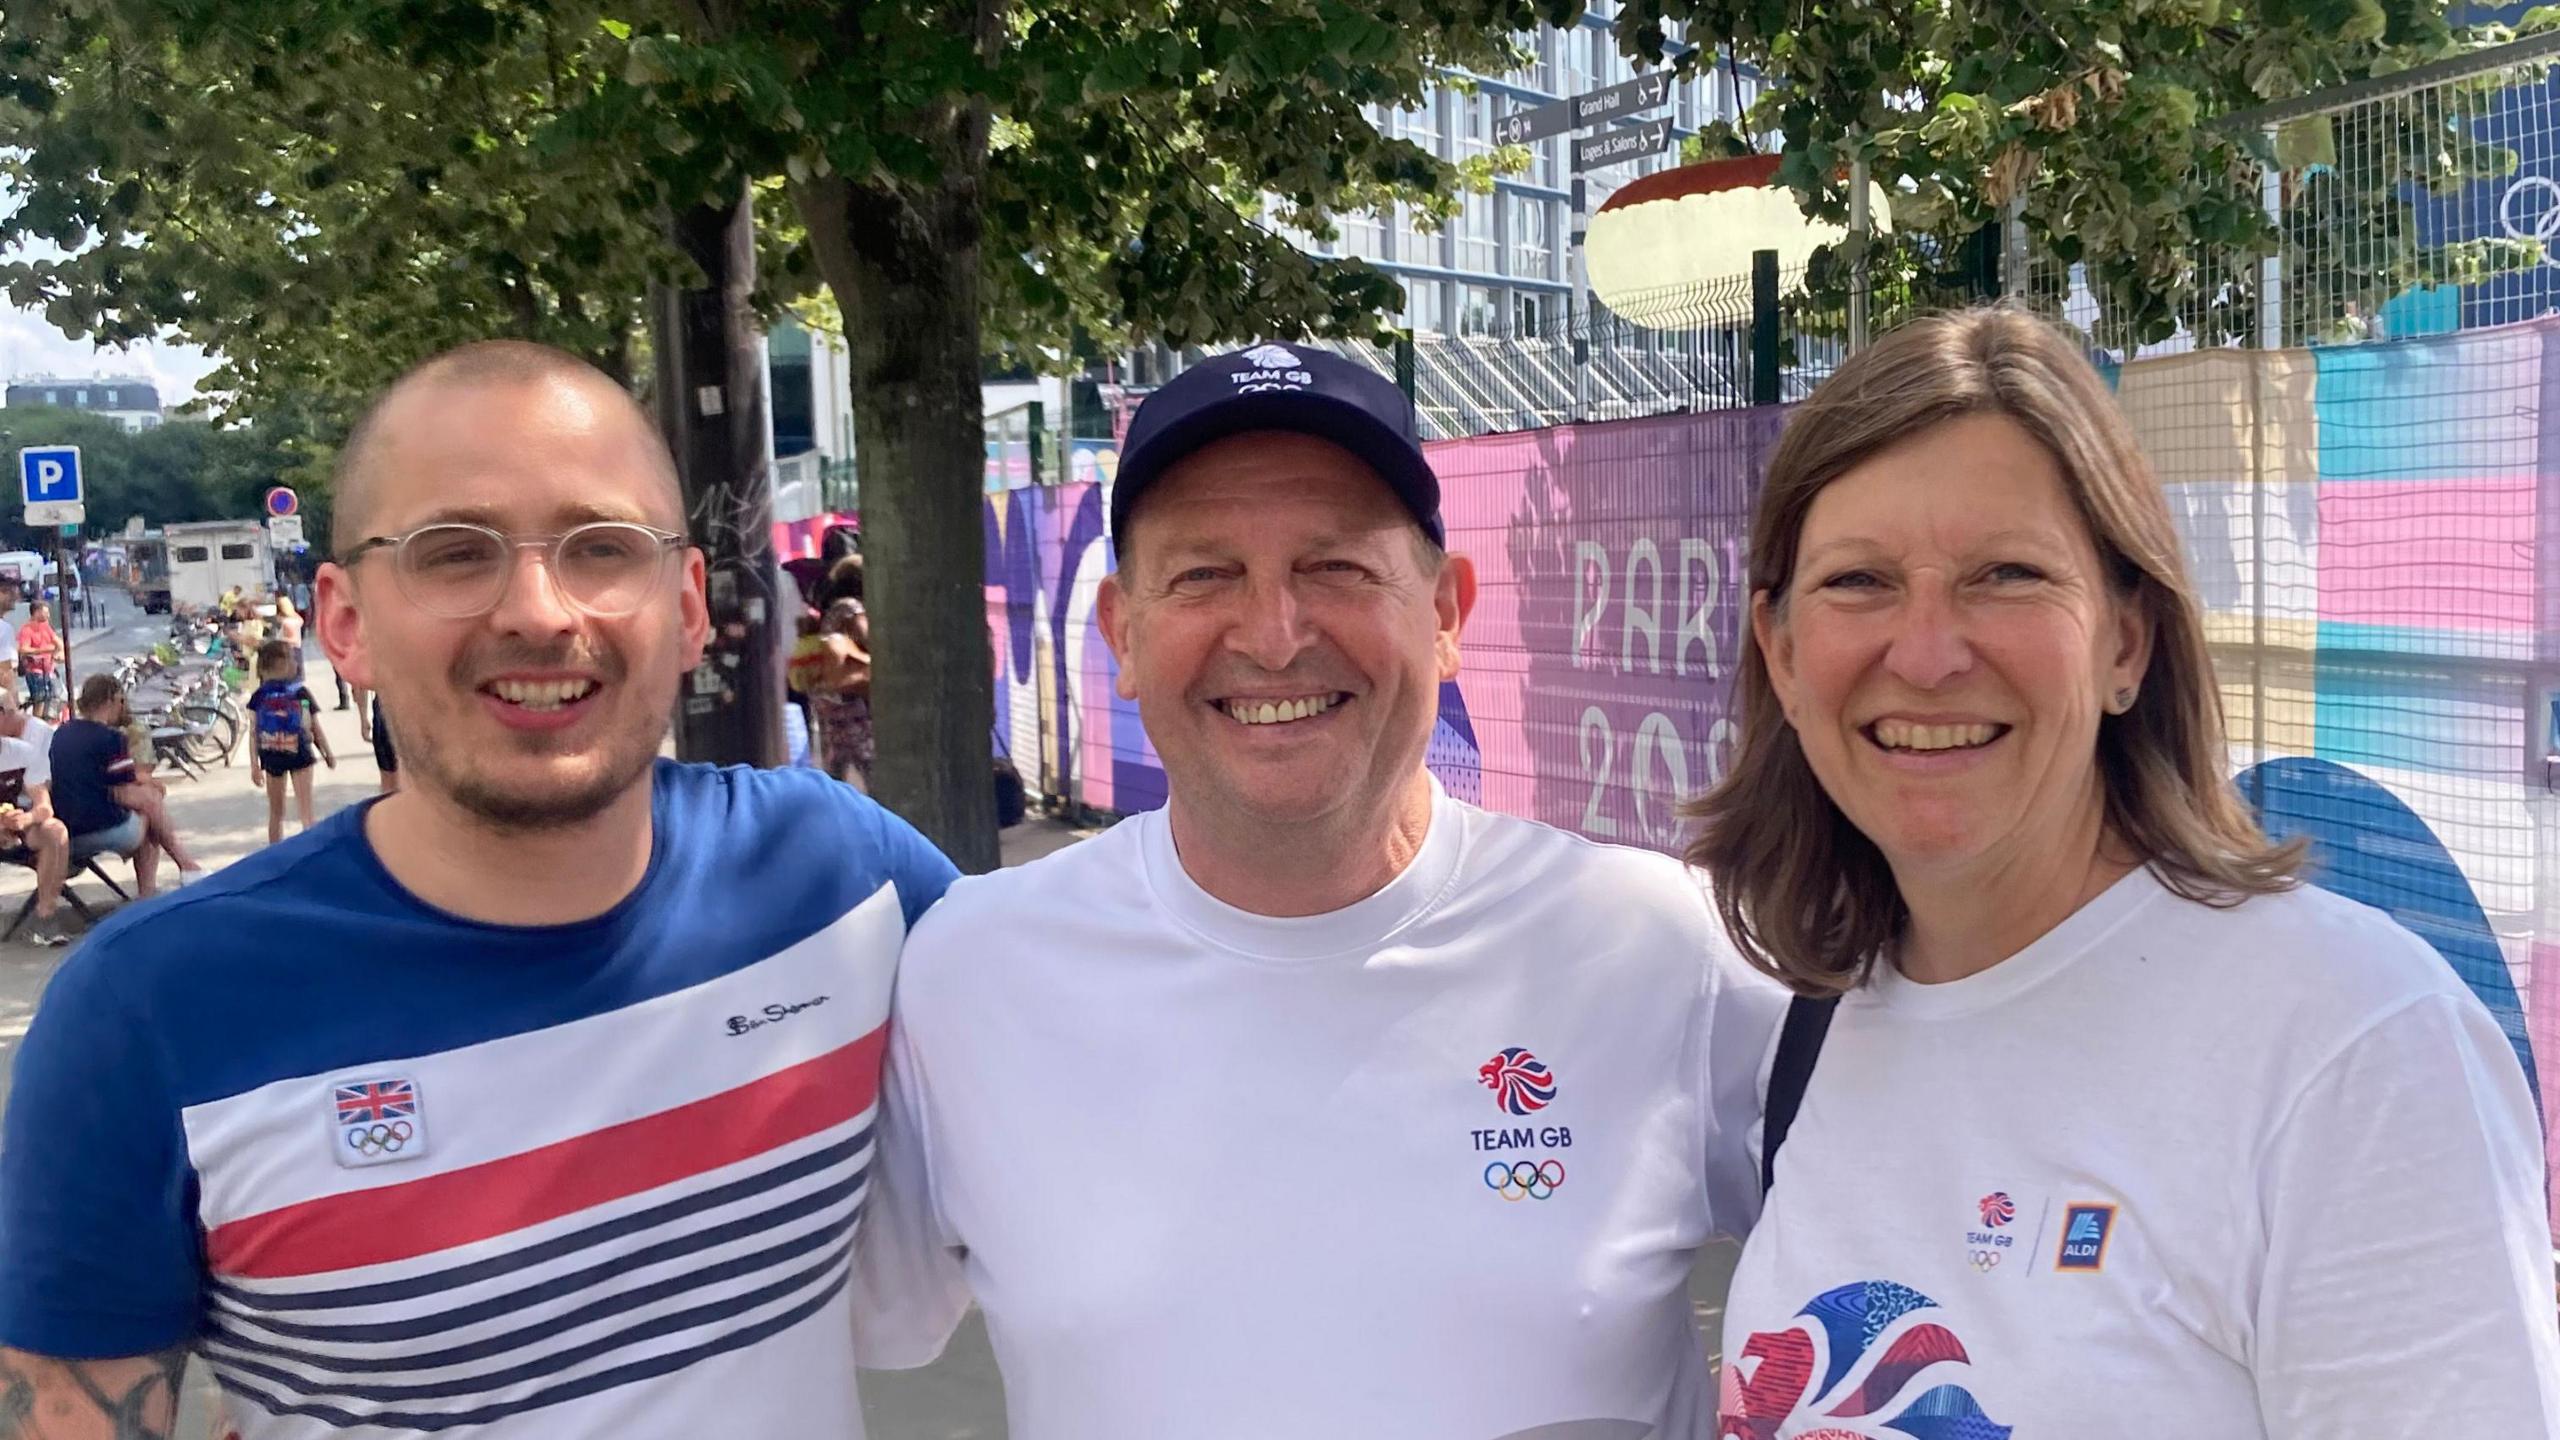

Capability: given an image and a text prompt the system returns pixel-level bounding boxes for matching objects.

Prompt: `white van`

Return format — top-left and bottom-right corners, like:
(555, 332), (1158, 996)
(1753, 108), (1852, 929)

(0, 552), (43, 594)
(164, 521), (272, 612)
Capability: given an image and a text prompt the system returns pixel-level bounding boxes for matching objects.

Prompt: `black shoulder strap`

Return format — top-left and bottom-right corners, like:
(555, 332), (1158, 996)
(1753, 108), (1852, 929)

(1760, 993), (1839, 1197)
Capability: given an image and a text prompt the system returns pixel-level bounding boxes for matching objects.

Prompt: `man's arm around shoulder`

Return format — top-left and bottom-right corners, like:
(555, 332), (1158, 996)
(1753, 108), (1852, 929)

(0, 1346), (187, 1440)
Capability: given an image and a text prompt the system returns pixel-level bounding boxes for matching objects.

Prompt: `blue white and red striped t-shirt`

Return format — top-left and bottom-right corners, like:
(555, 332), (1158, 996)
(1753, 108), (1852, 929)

(0, 759), (955, 1438)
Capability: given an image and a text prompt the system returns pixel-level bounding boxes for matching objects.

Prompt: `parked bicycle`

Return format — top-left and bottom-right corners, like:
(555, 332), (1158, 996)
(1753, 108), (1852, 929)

(115, 651), (244, 777)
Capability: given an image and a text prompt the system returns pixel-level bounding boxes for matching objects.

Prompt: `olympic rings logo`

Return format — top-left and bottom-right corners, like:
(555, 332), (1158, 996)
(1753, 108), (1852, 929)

(1968, 1249), (2003, 1272)
(2498, 176), (2560, 270)
(1483, 1159), (1566, 1201)
(345, 1120), (414, 1156)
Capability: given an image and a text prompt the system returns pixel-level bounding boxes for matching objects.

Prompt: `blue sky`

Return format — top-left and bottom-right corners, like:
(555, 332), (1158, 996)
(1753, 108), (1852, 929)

(1, 297), (219, 405)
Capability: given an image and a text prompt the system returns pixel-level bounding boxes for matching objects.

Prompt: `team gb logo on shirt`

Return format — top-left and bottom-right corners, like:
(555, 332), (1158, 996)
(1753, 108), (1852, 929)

(1477, 1047), (1557, 1115)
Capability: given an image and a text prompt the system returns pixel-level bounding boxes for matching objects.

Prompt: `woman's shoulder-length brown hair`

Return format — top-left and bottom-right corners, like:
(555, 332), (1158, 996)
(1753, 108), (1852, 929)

(1685, 305), (2305, 997)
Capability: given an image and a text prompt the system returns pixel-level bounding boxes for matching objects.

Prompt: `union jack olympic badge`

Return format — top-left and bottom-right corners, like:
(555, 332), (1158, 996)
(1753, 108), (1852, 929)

(330, 1076), (428, 1169)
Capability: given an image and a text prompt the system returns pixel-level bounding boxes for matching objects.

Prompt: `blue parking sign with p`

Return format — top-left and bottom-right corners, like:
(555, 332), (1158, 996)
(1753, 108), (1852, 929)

(18, 447), (81, 505)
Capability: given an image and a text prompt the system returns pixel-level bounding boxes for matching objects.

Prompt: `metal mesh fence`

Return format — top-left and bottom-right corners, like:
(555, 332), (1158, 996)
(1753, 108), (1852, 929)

(2022, 30), (2560, 358)
(2016, 36), (2560, 1211)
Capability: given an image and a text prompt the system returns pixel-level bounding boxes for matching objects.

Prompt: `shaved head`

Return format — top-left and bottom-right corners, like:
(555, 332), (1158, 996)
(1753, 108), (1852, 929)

(313, 338), (710, 838)
(332, 341), (679, 553)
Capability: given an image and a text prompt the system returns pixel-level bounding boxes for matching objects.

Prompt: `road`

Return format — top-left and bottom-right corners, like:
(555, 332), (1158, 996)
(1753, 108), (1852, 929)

(0, 608), (1740, 1436)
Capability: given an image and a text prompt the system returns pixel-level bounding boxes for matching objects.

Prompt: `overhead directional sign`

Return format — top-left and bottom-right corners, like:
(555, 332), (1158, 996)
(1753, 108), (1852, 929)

(18, 446), (84, 528)
(1575, 118), (1675, 172)
(1495, 71), (1674, 148)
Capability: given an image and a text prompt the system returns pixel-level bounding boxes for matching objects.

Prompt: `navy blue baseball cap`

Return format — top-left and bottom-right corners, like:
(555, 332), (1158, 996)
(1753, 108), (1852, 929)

(1110, 343), (1444, 548)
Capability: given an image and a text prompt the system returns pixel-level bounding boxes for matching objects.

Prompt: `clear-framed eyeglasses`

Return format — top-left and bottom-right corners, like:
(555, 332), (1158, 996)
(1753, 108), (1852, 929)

(340, 521), (690, 620)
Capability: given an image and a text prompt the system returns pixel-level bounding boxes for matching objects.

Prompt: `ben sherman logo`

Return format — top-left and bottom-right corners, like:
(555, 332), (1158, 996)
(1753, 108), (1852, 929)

(725, 994), (830, 1036)
(1230, 342), (1313, 393)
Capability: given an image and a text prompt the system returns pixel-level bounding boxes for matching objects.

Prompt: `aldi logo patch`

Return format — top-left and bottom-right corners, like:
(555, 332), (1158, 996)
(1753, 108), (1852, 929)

(2056, 1202), (2116, 1271)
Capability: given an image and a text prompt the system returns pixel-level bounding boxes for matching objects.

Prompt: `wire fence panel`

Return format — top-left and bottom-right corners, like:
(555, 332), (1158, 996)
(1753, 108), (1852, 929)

(2011, 31), (2560, 360)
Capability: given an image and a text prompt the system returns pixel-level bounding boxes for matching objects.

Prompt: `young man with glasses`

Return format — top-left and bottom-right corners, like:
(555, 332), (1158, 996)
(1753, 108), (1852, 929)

(0, 342), (957, 1440)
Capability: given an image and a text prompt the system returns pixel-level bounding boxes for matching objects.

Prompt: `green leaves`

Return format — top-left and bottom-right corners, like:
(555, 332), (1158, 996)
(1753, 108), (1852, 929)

(2, 0), (668, 439)
(2273, 115), (2337, 170)
(2338, 0), (2390, 46)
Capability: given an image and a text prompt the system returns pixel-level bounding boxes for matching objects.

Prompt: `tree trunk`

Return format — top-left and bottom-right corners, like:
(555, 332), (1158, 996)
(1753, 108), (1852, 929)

(794, 164), (1000, 873)
(655, 181), (787, 769)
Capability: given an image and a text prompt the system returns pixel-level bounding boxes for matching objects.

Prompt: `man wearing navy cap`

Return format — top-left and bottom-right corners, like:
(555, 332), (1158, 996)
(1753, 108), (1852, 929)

(854, 343), (1786, 1439)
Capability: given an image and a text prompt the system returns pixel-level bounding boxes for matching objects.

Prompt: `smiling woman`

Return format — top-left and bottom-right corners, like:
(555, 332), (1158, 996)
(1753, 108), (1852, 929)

(1691, 315), (2298, 994)
(1688, 307), (2560, 1438)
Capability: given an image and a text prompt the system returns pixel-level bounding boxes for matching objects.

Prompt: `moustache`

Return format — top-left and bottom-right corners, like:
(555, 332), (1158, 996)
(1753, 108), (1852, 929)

(453, 638), (623, 689)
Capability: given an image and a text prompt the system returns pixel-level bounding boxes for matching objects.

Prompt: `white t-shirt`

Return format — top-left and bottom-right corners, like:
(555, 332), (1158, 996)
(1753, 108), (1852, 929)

(855, 781), (1790, 1440)
(0, 717), (55, 804)
(0, 615), (22, 665)
(1720, 867), (2560, 1438)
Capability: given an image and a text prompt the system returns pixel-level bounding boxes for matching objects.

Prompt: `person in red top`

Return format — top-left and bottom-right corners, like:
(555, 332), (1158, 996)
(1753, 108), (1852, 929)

(16, 600), (59, 717)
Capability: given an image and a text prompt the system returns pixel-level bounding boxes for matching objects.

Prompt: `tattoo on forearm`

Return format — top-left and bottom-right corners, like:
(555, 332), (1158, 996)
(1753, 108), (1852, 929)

(0, 1347), (187, 1439)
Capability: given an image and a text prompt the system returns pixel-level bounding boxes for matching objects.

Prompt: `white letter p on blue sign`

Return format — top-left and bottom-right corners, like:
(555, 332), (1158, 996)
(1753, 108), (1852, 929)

(17, 446), (82, 506)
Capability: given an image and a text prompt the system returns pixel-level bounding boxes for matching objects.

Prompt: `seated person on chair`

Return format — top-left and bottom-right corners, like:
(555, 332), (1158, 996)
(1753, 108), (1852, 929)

(50, 674), (204, 897)
(0, 690), (70, 946)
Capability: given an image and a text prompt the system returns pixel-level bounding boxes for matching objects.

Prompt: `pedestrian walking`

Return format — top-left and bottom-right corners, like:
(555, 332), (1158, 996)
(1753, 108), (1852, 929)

(0, 340), (957, 1440)
(16, 600), (61, 719)
(352, 683), (399, 794)
(285, 583), (353, 710)
(852, 344), (1788, 1439)
(1693, 308), (2559, 1436)
(807, 594), (873, 788)
(247, 638), (335, 843)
